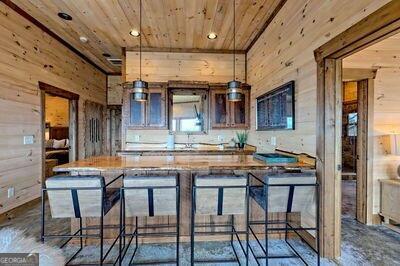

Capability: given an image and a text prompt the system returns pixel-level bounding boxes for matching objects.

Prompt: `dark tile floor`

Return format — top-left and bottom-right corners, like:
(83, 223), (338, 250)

(1, 186), (400, 265)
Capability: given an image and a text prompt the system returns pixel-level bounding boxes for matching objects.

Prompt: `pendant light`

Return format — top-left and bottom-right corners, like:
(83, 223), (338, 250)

(123, 0), (148, 101)
(227, 0), (242, 102)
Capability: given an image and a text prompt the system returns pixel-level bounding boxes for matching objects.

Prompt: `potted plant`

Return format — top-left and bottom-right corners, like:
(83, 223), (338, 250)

(236, 131), (249, 149)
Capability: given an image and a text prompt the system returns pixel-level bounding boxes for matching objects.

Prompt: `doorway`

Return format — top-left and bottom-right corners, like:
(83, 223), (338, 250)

(340, 72), (375, 222)
(39, 82), (79, 183)
(314, 1), (400, 259)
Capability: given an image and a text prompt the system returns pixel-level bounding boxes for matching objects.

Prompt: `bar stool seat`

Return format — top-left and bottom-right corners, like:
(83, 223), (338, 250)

(42, 174), (123, 265)
(191, 173), (249, 265)
(119, 174), (180, 265)
(46, 175), (120, 216)
(248, 170), (320, 265)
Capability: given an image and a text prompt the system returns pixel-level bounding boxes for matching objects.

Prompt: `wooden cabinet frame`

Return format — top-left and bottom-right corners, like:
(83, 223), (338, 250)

(210, 85), (250, 129)
(122, 82), (168, 130)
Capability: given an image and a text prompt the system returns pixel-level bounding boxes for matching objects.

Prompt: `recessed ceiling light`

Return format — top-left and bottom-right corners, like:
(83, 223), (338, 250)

(102, 53), (111, 57)
(207, 32), (217, 40)
(58, 12), (72, 21)
(79, 36), (88, 43)
(129, 29), (140, 37)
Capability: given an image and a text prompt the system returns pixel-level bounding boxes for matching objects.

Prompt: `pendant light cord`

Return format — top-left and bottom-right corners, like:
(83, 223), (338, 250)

(139, 0), (142, 80)
(233, 0), (236, 81)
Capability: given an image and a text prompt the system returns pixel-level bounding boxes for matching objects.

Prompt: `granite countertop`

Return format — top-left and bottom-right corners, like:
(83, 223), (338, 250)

(53, 155), (314, 172)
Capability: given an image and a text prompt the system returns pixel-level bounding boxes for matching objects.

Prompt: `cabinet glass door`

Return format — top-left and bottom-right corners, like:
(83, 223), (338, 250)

(130, 94), (145, 126)
(211, 89), (229, 128)
(230, 90), (249, 128)
(147, 88), (166, 128)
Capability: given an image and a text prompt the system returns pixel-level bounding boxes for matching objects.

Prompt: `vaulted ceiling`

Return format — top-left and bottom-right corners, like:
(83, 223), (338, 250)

(10, 0), (285, 73)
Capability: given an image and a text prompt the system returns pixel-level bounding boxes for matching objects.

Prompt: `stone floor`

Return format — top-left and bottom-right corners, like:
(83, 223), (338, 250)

(1, 200), (400, 265)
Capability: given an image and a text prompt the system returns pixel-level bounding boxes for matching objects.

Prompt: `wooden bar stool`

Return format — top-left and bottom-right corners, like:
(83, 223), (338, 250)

(191, 174), (250, 265)
(41, 174), (122, 265)
(248, 170), (320, 265)
(119, 174), (180, 265)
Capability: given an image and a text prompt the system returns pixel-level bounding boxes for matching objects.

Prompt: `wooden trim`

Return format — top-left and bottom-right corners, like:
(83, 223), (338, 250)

(314, 1), (400, 61)
(38, 82), (79, 100)
(246, 0), (287, 52)
(342, 68), (377, 81)
(40, 90), (46, 185)
(314, 2), (400, 259)
(39, 82), (79, 174)
(69, 100), (78, 162)
(167, 80), (209, 89)
(0, 0), (109, 75)
(125, 47), (246, 54)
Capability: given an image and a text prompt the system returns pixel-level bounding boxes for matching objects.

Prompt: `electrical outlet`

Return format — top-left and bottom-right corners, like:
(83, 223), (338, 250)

(217, 135), (225, 142)
(23, 135), (34, 145)
(134, 135), (140, 142)
(8, 187), (15, 198)
(271, 136), (277, 146)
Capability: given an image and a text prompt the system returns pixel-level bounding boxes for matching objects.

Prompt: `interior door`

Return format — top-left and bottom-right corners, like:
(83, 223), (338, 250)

(85, 100), (104, 157)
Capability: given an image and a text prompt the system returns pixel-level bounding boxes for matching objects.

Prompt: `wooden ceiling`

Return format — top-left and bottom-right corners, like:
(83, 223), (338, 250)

(9, 0), (285, 73)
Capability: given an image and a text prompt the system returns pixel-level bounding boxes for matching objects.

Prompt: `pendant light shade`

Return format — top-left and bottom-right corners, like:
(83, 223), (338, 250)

(125, 0), (148, 101)
(227, 0), (242, 102)
(227, 80), (243, 101)
(123, 80), (148, 101)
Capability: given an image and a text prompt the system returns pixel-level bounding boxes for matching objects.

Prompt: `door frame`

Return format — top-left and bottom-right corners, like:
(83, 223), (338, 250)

(314, 1), (400, 259)
(39, 82), (79, 183)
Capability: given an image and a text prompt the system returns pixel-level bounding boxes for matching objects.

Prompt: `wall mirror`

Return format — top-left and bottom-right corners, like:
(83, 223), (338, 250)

(169, 89), (208, 134)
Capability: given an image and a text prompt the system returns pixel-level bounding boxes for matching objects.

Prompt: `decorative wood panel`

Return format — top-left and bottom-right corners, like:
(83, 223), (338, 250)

(85, 101), (104, 157)
(0, 3), (106, 215)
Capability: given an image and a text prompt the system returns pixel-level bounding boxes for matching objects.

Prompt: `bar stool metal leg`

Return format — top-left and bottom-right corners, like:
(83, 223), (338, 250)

(190, 173), (249, 265)
(119, 174), (180, 265)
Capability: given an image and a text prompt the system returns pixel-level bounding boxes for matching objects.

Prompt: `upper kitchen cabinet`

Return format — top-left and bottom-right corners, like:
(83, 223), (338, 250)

(123, 83), (167, 129)
(210, 84), (250, 129)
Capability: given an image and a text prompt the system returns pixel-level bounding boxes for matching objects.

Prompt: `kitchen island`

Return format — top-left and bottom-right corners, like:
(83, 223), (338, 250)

(53, 154), (314, 244)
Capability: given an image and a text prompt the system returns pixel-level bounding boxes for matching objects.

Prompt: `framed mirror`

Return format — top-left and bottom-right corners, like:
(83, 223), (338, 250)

(169, 89), (208, 134)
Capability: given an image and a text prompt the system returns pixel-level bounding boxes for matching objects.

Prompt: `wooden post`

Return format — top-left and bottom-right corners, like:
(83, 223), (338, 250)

(316, 58), (342, 258)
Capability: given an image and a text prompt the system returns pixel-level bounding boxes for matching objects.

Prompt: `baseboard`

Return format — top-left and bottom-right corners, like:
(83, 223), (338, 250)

(0, 197), (41, 224)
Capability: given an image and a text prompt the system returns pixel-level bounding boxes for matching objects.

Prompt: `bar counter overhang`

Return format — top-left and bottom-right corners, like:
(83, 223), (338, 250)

(53, 154), (314, 244)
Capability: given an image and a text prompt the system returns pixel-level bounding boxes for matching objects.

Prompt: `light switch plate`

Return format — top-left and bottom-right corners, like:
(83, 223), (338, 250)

(8, 187), (14, 198)
(23, 135), (34, 145)
(271, 136), (277, 146)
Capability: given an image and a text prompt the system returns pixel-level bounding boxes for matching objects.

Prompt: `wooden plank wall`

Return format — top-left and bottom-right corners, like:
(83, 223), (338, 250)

(343, 33), (400, 215)
(0, 3), (107, 214)
(126, 51), (245, 83)
(123, 51), (246, 146)
(246, 0), (390, 156)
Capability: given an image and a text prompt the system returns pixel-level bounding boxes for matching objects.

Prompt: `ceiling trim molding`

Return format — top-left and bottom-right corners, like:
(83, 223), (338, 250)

(125, 47), (246, 54)
(1, 0), (109, 75)
(245, 0), (287, 53)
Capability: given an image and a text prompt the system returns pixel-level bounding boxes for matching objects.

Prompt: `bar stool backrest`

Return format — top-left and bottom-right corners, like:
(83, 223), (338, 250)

(46, 175), (104, 218)
(266, 171), (316, 229)
(123, 175), (177, 217)
(195, 175), (247, 215)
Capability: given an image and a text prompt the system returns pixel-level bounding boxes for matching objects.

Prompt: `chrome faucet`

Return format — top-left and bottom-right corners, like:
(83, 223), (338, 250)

(185, 133), (193, 148)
